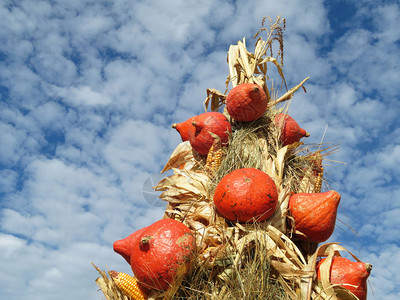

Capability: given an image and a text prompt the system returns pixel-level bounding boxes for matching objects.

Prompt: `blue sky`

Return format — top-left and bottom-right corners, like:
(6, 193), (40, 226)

(0, 0), (399, 299)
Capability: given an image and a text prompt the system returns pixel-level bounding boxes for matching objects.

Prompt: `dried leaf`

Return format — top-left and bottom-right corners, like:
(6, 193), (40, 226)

(319, 250), (337, 299)
(227, 45), (239, 88)
(161, 141), (194, 173)
(259, 56), (285, 85)
(270, 77), (309, 106)
(205, 88), (227, 112)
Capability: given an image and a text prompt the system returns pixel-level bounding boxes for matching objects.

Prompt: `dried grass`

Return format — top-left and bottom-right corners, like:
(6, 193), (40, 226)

(171, 236), (288, 299)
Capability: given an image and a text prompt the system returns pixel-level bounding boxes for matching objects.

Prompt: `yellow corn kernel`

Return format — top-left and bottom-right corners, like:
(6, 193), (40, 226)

(206, 144), (224, 175)
(313, 167), (324, 193)
(211, 148), (223, 170)
(205, 145), (215, 169)
(309, 152), (323, 193)
(109, 271), (148, 300)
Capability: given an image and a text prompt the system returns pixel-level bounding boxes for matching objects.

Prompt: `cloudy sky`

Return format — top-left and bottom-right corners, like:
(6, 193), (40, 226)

(0, 0), (399, 299)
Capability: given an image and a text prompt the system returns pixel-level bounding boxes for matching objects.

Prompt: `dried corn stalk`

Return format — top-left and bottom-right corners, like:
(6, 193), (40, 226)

(93, 263), (130, 300)
(205, 16), (308, 113)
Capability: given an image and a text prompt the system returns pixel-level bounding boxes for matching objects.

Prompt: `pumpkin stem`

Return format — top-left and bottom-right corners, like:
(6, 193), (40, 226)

(192, 121), (205, 131)
(139, 236), (153, 251)
(141, 236), (152, 244)
(365, 263), (373, 272)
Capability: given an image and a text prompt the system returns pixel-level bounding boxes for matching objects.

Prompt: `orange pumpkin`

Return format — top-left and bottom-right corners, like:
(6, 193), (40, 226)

(172, 116), (198, 142)
(226, 83), (268, 122)
(288, 190), (340, 243)
(274, 113), (309, 146)
(113, 226), (148, 264)
(130, 219), (196, 291)
(188, 112), (231, 155)
(213, 168), (278, 222)
(316, 256), (372, 300)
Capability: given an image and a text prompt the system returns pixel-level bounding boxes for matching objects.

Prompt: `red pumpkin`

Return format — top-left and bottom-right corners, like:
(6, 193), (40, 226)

(274, 113), (309, 146)
(113, 226), (148, 264)
(188, 112), (231, 155)
(213, 168), (278, 222)
(226, 83), (268, 122)
(288, 190), (340, 243)
(172, 116), (198, 142)
(130, 219), (196, 290)
(316, 256), (372, 300)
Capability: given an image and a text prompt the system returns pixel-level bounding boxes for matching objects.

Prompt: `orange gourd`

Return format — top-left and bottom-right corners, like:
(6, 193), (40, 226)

(188, 112), (231, 155)
(316, 256), (372, 300)
(288, 190), (340, 243)
(213, 168), (278, 222)
(113, 226), (148, 264)
(172, 116), (198, 142)
(130, 219), (196, 291)
(226, 83), (268, 122)
(274, 113), (309, 146)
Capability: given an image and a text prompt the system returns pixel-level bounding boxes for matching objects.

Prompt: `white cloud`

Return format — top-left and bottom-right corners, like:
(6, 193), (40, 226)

(371, 3), (400, 43)
(51, 85), (112, 106)
(30, 50), (77, 87)
(0, 169), (18, 193)
(1, 209), (46, 238)
(377, 144), (400, 173)
(0, 232), (27, 258)
(103, 119), (177, 176)
(328, 5), (400, 99)
(0, 122), (31, 166)
(358, 244), (400, 300)
(0, 64), (43, 105)
(30, 101), (67, 129)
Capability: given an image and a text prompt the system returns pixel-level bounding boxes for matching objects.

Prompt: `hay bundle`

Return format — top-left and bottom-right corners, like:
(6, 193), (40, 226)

(95, 16), (369, 300)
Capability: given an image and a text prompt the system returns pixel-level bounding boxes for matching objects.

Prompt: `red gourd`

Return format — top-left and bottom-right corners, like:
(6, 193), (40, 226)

(130, 219), (196, 291)
(113, 226), (148, 264)
(274, 113), (309, 146)
(213, 168), (278, 222)
(226, 83), (268, 122)
(172, 116), (198, 142)
(316, 256), (372, 300)
(288, 190), (340, 243)
(188, 112), (231, 155)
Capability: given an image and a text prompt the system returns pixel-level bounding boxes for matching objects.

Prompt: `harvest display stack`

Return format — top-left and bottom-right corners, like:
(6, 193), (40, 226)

(95, 17), (372, 300)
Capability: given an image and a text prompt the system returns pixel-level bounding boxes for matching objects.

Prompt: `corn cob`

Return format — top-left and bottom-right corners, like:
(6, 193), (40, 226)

(205, 141), (224, 175)
(109, 270), (148, 300)
(311, 152), (324, 193)
(313, 167), (324, 193)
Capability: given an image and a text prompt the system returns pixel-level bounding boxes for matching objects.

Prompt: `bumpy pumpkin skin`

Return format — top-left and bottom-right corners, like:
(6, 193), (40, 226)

(113, 226), (148, 264)
(288, 190), (340, 243)
(274, 113), (309, 146)
(226, 83), (268, 122)
(172, 116), (197, 142)
(213, 168), (278, 223)
(130, 219), (196, 291)
(316, 256), (372, 300)
(188, 112), (232, 155)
